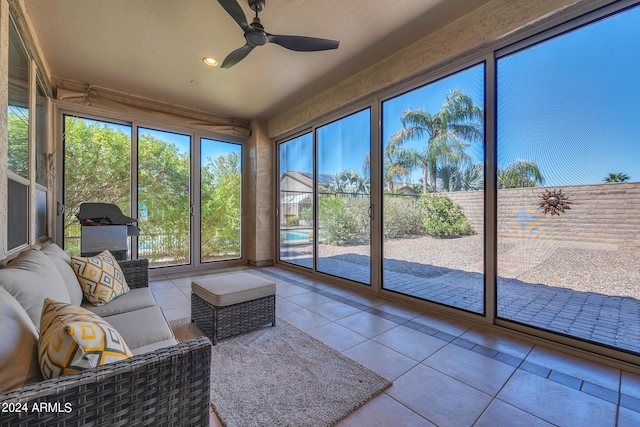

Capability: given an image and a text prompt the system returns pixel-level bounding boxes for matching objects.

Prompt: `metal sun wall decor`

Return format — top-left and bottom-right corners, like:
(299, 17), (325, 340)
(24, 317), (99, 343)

(538, 188), (572, 216)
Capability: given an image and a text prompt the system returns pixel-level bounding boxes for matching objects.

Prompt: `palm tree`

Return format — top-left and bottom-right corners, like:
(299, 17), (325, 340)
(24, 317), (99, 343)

(497, 160), (544, 188)
(322, 169), (370, 196)
(604, 172), (630, 183)
(386, 88), (483, 193)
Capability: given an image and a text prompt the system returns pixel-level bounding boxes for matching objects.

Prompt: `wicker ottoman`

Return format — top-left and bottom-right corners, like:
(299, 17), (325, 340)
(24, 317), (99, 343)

(191, 273), (277, 344)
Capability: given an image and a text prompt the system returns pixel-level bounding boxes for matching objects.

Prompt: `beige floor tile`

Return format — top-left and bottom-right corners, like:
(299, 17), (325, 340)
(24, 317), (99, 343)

(275, 298), (302, 315)
(387, 364), (492, 427)
(277, 284), (309, 298)
(376, 301), (425, 320)
(148, 279), (176, 290)
(459, 325), (534, 359)
(162, 304), (191, 321)
(497, 370), (617, 426)
(306, 322), (368, 352)
(413, 311), (474, 337)
(287, 291), (334, 308)
(621, 371), (640, 399)
(278, 308), (331, 331)
(342, 341), (418, 381)
(336, 393), (435, 427)
(372, 325), (446, 362)
(525, 345), (620, 391)
(155, 293), (190, 310)
(423, 344), (516, 395)
(474, 399), (553, 427)
(151, 285), (185, 299)
(306, 300), (362, 321)
(336, 312), (398, 338)
(346, 292), (388, 308)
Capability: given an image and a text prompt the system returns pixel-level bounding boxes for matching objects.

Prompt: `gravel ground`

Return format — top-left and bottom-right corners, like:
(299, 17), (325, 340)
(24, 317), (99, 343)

(315, 235), (640, 299)
(517, 247), (640, 299)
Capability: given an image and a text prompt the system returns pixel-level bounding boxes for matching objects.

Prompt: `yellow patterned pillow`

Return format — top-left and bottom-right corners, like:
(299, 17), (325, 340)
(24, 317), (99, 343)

(38, 298), (132, 380)
(70, 250), (130, 305)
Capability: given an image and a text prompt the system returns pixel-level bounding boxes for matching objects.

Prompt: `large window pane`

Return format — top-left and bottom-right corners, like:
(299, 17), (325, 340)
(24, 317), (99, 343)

(317, 109), (371, 284)
(138, 128), (191, 267)
(381, 65), (485, 313)
(201, 139), (242, 262)
(279, 133), (313, 268)
(63, 116), (132, 255)
(496, 6), (640, 353)
(7, 20), (30, 250)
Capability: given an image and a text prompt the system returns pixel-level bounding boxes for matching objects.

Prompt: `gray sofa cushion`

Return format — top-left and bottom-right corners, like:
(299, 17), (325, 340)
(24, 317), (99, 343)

(41, 243), (84, 306)
(0, 250), (70, 328)
(104, 306), (175, 351)
(0, 287), (42, 392)
(83, 288), (157, 317)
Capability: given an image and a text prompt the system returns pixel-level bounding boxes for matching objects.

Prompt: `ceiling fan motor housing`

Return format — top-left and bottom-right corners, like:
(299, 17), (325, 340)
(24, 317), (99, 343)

(248, 0), (265, 12)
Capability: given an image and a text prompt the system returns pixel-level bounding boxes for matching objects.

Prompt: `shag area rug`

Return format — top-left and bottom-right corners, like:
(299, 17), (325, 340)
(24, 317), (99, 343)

(170, 317), (391, 427)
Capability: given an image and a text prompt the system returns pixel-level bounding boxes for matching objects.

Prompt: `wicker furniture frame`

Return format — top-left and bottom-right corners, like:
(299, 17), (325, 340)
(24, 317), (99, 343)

(0, 259), (212, 427)
(192, 293), (275, 345)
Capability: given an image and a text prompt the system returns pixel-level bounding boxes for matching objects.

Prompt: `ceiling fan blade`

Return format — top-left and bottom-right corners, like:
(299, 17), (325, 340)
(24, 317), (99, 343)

(221, 44), (255, 69)
(217, 0), (248, 30)
(267, 34), (339, 52)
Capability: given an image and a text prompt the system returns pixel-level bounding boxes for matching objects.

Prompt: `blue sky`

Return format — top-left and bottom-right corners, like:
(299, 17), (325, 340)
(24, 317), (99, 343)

(281, 5), (640, 188)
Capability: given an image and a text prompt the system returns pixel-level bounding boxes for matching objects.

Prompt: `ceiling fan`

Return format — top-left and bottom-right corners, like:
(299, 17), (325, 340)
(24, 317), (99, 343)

(217, 0), (340, 69)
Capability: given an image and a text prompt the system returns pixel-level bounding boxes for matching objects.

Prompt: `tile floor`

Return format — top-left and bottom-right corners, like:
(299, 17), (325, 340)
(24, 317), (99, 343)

(151, 265), (640, 427)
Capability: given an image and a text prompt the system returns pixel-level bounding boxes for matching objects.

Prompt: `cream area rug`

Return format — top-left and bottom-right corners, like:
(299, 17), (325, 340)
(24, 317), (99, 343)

(170, 318), (391, 427)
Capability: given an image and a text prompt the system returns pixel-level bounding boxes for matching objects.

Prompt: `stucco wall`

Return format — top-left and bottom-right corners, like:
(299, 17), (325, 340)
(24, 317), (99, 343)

(268, 0), (587, 138)
(445, 182), (640, 247)
(0, 0), (9, 260)
(245, 119), (274, 266)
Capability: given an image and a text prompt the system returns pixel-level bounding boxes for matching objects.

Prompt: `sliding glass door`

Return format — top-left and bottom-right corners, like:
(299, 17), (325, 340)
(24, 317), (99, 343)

(496, 5), (640, 353)
(63, 115), (243, 268)
(137, 128), (191, 267)
(317, 109), (372, 285)
(278, 133), (314, 268)
(200, 139), (242, 262)
(381, 65), (485, 313)
(63, 116), (132, 256)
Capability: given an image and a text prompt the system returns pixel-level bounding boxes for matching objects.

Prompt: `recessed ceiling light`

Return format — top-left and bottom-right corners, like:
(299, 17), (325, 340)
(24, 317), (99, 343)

(203, 57), (219, 67)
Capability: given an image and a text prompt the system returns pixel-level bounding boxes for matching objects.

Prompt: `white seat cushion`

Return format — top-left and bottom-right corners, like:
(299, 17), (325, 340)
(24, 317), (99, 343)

(104, 306), (175, 351)
(192, 273), (276, 307)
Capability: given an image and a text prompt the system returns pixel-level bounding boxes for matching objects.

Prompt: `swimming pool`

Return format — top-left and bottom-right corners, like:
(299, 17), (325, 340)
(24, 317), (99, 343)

(281, 229), (311, 242)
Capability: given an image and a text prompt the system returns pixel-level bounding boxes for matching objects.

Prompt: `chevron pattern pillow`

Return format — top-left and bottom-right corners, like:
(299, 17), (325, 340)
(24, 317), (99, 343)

(38, 299), (132, 380)
(71, 250), (130, 305)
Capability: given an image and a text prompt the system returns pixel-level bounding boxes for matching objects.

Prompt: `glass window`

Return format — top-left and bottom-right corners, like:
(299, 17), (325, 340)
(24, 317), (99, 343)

(381, 65), (485, 313)
(7, 19), (30, 250)
(496, 6), (640, 353)
(201, 139), (242, 262)
(138, 128), (191, 267)
(278, 133), (313, 268)
(63, 116), (132, 255)
(317, 109), (371, 285)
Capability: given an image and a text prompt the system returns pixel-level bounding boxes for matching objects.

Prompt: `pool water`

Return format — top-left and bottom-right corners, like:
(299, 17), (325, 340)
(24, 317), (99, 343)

(281, 229), (311, 241)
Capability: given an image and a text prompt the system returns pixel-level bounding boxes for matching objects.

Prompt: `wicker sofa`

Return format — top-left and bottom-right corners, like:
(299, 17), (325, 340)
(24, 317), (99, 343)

(0, 243), (212, 426)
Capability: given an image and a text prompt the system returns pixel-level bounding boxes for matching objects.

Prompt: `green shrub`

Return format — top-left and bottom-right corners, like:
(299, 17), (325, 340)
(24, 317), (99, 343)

(321, 209), (360, 245)
(285, 214), (299, 227)
(383, 196), (424, 238)
(418, 193), (475, 237)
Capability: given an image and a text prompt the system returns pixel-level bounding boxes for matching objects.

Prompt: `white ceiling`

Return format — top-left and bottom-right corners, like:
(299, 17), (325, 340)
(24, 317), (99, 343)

(22, 0), (491, 121)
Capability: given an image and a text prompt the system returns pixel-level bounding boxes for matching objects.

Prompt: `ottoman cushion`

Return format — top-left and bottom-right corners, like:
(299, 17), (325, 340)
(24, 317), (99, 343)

(192, 273), (276, 307)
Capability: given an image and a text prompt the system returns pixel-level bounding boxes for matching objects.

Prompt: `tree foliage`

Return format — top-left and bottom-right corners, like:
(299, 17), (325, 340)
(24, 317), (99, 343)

(497, 160), (545, 188)
(64, 117), (241, 262)
(386, 89), (484, 193)
(604, 172), (630, 183)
